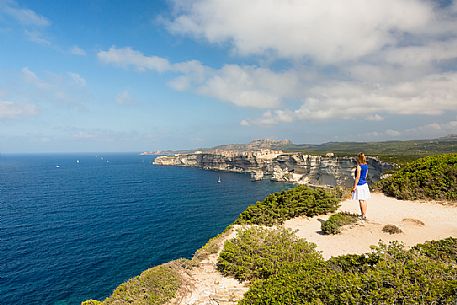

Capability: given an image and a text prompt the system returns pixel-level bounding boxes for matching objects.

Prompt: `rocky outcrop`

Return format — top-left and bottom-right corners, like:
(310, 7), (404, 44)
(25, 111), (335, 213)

(153, 150), (393, 187)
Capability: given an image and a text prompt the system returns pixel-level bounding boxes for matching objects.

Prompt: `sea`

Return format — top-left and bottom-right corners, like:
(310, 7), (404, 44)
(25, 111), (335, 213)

(0, 153), (290, 305)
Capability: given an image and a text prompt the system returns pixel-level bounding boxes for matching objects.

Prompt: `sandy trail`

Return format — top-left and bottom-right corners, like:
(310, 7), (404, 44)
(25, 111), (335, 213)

(167, 230), (249, 305)
(284, 192), (457, 259)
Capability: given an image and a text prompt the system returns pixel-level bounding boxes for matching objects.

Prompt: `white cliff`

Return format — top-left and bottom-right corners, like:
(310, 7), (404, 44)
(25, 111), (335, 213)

(153, 150), (392, 187)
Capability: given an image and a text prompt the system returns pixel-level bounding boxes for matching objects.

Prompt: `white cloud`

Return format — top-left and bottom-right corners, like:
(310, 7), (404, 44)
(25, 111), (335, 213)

(116, 90), (135, 105)
(22, 67), (49, 89)
(359, 118), (457, 140)
(70, 46), (86, 56)
(24, 29), (50, 45)
(385, 129), (401, 137)
(412, 120), (457, 133)
(383, 39), (457, 67)
(240, 110), (295, 126)
(196, 65), (298, 108)
(19, 67), (89, 109)
(98, 47), (297, 108)
(162, 0), (457, 120)
(168, 76), (190, 91)
(72, 130), (98, 140)
(165, 0), (432, 63)
(0, 0), (52, 46)
(70, 128), (146, 144)
(97, 47), (171, 72)
(0, 0), (50, 27)
(0, 100), (38, 118)
(239, 119), (250, 126)
(98, 45), (457, 114)
(67, 72), (86, 87)
(366, 114), (384, 121)
(242, 72), (457, 125)
(100, 0), (457, 118)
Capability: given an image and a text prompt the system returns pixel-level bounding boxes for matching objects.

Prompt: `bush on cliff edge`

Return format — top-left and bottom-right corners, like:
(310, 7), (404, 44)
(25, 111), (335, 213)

(375, 153), (457, 201)
(235, 185), (340, 226)
(82, 262), (181, 305)
(217, 227), (322, 281)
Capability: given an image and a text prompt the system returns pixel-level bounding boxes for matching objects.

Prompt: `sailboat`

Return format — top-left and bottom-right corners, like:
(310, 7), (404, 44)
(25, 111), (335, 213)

(217, 176), (221, 183)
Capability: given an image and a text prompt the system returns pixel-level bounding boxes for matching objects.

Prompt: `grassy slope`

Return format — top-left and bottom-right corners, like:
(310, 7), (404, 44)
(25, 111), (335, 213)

(282, 136), (457, 164)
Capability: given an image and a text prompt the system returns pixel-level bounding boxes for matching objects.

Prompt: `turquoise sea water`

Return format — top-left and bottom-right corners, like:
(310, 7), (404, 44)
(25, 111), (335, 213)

(0, 154), (290, 305)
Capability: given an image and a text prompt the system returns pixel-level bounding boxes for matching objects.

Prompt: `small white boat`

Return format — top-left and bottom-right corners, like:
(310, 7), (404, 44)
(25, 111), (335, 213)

(56, 165), (60, 168)
(218, 176), (221, 183)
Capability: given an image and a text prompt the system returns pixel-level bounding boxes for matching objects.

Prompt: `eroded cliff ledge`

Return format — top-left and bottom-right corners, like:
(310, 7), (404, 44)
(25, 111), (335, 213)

(153, 149), (393, 187)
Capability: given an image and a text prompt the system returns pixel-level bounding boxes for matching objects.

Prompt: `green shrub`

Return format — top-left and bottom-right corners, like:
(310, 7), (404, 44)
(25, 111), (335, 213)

(81, 301), (102, 305)
(217, 226), (322, 281)
(107, 264), (180, 305)
(83, 262), (182, 305)
(412, 237), (457, 265)
(235, 185), (340, 226)
(375, 153), (457, 201)
(327, 253), (380, 273)
(382, 224), (403, 234)
(321, 212), (359, 235)
(240, 241), (457, 305)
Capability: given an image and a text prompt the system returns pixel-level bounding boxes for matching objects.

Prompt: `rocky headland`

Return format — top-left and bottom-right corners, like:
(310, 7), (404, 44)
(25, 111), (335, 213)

(84, 153), (457, 305)
(153, 149), (393, 187)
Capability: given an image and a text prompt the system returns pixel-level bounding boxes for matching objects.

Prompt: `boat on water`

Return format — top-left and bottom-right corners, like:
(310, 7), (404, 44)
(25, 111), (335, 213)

(218, 176), (221, 183)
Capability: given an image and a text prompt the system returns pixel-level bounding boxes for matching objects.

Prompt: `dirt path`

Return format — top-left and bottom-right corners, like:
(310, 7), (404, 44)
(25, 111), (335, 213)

(167, 229), (248, 305)
(284, 192), (457, 259)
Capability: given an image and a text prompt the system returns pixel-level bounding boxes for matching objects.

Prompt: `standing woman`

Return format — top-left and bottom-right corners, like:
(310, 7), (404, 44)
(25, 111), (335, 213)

(352, 152), (371, 220)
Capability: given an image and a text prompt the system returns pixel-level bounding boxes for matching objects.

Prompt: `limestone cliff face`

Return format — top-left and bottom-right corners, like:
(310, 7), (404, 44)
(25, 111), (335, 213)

(153, 151), (392, 187)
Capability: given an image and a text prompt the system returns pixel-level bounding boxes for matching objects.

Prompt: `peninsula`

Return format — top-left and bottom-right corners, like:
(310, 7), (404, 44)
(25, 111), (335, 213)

(153, 139), (393, 186)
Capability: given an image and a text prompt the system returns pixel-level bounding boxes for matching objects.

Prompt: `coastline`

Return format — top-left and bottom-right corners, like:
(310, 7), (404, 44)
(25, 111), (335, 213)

(84, 190), (457, 304)
(83, 153), (457, 304)
(153, 151), (393, 187)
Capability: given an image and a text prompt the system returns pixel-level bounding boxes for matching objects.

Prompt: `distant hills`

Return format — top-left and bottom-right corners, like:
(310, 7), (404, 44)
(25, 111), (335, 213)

(283, 134), (457, 163)
(212, 139), (292, 151)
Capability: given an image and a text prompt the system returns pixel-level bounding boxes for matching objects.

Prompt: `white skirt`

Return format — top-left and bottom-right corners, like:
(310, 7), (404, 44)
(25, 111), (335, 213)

(352, 183), (371, 200)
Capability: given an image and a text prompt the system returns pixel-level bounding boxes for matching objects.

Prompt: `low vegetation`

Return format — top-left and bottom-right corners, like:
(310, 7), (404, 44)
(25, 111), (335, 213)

(382, 224), (403, 234)
(412, 237), (457, 265)
(217, 227), (322, 281)
(217, 227), (457, 304)
(321, 212), (359, 235)
(190, 225), (233, 266)
(81, 262), (182, 305)
(375, 153), (457, 201)
(235, 185), (340, 226)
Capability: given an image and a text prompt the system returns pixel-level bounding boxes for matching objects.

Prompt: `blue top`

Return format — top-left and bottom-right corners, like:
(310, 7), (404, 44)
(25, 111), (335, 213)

(357, 164), (368, 185)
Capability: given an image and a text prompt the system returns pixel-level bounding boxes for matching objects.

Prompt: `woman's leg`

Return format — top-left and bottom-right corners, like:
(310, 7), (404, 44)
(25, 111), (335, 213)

(359, 200), (367, 219)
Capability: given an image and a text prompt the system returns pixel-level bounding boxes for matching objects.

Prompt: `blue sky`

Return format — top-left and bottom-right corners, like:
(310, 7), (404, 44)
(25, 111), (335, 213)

(1, 0), (456, 153)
